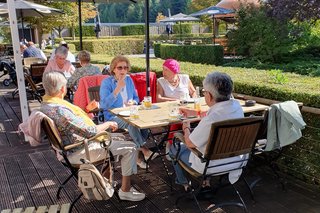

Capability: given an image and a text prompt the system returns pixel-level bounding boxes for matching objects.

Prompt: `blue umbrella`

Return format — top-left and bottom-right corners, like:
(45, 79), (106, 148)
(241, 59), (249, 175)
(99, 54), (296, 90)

(190, 6), (234, 44)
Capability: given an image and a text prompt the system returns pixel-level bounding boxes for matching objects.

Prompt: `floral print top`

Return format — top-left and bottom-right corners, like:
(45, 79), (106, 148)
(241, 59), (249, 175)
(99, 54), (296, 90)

(41, 103), (97, 152)
(67, 64), (101, 89)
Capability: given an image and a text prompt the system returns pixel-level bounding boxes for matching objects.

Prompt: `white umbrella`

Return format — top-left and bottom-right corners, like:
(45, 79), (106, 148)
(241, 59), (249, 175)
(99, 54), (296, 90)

(0, 0), (63, 40)
(0, 0), (63, 17)
(5, 0), (62, 131)
(160, 13), (200, 40)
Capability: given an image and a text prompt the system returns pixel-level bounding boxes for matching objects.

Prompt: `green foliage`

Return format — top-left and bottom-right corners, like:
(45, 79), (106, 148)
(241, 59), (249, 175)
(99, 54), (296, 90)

(74, 26), (96, 37)
(172, 23), (192, 35)
(228, 6), (293, 63)
(121, 25), (145, 35)
(159, 44), (224, 65)
(153, 43), (161, 58)
(68, 39), (144, 55)
(268, 69), (288, 84)
(54, 37), (64, 44)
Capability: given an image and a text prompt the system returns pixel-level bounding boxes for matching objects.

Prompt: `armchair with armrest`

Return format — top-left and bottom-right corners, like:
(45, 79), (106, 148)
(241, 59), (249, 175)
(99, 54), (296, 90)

(172, 117), (263, 213)
(41, 117), (113, 212)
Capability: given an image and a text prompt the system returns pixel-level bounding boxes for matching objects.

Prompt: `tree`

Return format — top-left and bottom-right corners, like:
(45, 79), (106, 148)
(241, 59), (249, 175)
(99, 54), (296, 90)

(30, 1), (96, 40)
(266, 0), (320, 23)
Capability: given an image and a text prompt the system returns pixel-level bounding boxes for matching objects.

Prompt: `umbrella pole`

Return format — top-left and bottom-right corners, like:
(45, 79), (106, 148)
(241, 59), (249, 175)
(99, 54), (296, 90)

(180, 22), (182, 41)
(213, 15), (215, 45)
(78, 0), (83, 50)
(145, 0), (150, 97)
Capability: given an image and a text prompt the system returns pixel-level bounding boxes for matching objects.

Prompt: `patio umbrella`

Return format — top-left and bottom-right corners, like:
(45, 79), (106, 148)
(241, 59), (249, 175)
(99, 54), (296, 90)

(0, 0), (63, 40)
(160, 13), (199, 40)
(5, 0), (62, 127)
(189, 6), (234, 44)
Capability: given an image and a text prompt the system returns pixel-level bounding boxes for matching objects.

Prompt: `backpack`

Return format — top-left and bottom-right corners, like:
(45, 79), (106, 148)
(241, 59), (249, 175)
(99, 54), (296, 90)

(78, 160), (114, 200)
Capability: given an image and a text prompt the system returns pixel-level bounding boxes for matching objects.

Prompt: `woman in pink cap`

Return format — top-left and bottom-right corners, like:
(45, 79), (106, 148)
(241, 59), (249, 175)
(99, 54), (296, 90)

(157, 59), (196, 102)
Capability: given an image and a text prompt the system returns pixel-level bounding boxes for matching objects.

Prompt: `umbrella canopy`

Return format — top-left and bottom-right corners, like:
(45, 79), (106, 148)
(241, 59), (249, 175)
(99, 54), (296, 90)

(160, 13), (199, 41)
(160, 13), (199, 23)
(190, 6), (234, 44)
(189, 6), (234, 17)
(0, 0), (63, 17)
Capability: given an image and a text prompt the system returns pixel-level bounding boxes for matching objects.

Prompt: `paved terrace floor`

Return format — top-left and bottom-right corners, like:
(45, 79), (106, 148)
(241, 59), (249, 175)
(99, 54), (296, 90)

(1, 80), (320, 213)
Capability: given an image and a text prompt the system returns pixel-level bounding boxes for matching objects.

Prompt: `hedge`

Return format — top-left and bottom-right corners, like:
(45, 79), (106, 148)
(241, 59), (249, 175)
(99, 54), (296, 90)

(67, 39), (144, 55)
(153, 43), (161, 58)
(159, 44), (224, 65)
(172, 23), (192, 35)
(121, 25), (145, 35)
(74, 26), (96, 37)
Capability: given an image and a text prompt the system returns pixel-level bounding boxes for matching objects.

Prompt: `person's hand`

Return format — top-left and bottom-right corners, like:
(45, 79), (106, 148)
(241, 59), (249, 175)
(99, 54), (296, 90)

(125, 99), (135, 106)
(182, 120), (190, 131)
(117, 75), (126, 90)
(108, 121), (118, 132)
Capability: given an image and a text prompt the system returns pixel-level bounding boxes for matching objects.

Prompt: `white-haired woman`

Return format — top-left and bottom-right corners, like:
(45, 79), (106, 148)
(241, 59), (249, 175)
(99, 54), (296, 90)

(44, 46), (75, 76)
(40, 70), (145, 202)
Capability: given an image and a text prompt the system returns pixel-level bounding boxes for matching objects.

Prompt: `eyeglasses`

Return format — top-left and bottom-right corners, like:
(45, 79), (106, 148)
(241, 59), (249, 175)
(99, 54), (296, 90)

(116, 66), (129, 71)
(202, 89), (209, 96)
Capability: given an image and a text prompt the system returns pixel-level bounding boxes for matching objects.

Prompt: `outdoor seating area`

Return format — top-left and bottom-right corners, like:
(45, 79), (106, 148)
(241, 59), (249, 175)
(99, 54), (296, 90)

(1, 74), (320, 212)
(1, 0), (320, 213)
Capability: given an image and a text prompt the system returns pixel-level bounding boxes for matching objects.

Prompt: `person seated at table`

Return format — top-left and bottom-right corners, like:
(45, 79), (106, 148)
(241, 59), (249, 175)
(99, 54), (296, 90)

(44, 46), (75, 76)
(50, 41), (76, 63)
(23, 41), (47, 61)
(40, 70), (145, 201)
(100, 55), (157, 169)
(67, 50), (101, 90)
(169, 71), (244, 191)
(157, 59), (197, 102)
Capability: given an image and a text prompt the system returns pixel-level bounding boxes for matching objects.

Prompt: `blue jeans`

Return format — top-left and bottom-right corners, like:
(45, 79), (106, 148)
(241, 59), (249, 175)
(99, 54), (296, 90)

(169, 143), (191, 185)
(112, 116), (149, 148)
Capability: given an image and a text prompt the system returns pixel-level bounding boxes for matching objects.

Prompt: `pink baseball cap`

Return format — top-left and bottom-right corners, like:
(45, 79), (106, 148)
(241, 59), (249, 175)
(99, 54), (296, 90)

(163, 59), (180, 74)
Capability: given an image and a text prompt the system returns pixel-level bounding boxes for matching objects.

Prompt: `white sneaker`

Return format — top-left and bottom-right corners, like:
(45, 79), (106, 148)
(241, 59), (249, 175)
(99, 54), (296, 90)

(119, 188), (146, 201)
(144, 150), (159, 161)
(166, 141), (172, 161)
(137, 160), (148, 169)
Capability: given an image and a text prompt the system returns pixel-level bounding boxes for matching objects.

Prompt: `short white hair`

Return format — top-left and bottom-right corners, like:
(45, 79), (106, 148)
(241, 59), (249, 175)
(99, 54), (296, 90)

(203, 72), (233, 102)
(42, 71), (67, 96)
(55, 46), (68, 58)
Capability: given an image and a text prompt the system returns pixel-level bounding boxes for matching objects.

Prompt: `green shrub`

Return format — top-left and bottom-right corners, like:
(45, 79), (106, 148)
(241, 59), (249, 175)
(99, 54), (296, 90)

(228, 6), (293, 63)
(159, 44), (224, 65)
(153, 43), (161, 58)
(54, 37), (64, 44)
(74, 26), (96, 37)
(67, 43), (76, 52)
(172, 23), (192, 35)
(68, 38), (144, 55)
(121, 25), (145, 35)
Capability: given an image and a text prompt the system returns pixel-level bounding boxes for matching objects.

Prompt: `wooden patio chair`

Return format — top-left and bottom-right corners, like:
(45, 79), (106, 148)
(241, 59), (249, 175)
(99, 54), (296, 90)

(41, 117), (113, 212)
(172, 116), (263, 213)
(88, 85), (104, 123)
(23, 57), (46, 68)
(24, 72), (44, 103)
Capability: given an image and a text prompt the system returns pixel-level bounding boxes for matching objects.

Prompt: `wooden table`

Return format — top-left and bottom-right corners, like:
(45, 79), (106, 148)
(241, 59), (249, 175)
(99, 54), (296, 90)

(109, 98), (269, 129)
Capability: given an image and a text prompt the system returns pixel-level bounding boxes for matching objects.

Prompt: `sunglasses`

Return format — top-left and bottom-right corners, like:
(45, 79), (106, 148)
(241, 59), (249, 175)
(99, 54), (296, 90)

(116, 66), (129, 71)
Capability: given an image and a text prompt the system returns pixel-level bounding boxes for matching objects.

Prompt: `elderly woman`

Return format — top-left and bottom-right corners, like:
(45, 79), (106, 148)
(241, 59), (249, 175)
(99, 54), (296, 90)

(100, 55), (156, 169)
(157, 59), (197, 102)
(40, 71), (145, 201)
(169, 72), (244, 191)
(44, 46), (75, 76)
(67, 50), (101, 89)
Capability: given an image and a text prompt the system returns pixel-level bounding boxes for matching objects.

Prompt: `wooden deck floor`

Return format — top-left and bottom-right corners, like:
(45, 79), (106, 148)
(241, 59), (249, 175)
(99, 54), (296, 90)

(1, 81), (320, 213)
